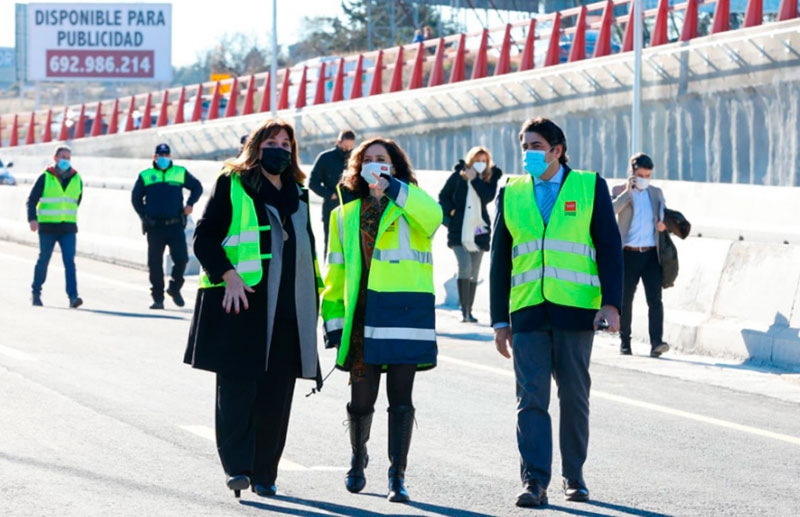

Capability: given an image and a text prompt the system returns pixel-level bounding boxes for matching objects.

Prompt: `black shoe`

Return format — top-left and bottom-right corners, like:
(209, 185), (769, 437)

(620, 346), (632, 355)
(32, 294), (43, 307)
(69, 297), (83, 308)
(516, 481), (548, 507)
(563, 479), (590, 502)
(226, 475), (250, 499)
(150, 301), (164, 310)
(166, 286), (185, 307)
(650, 342), (670, 357)
(251, 483), (277, 497)
(466, 313), (478, 323)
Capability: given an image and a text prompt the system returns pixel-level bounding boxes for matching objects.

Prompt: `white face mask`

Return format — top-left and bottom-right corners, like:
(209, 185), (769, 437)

(472, 162), (487, 174)
(635, 177), (650, 190)
(360, 162), (391, 185)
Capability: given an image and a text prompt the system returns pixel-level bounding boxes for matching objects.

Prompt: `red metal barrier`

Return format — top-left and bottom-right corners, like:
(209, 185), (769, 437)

(296, 67), (308, 108)
(74, 105), (86, 138)
(174, 87), (186, 124)
(651, 0), (670, 46)
(390, 46), (404, 92)
(350, 55), (364, 99)
(472, 29), (488, 79)
(450, 34), (467, 82)
(242, 77), (255, 115)
(208, 82), (221, 120)
(43, 110), (53, 143)
(428, 39), (446, 86)
(409, 42), (425, 89)
(519, 19), (536, 71)
(90, 102), (103, 136)
(495, 25), (512, 76)
(10, 115), (18, 147)
(712, 0), (731, 33)
(594, 0), (614, 58)
(745, 0), (764, 27)
(141, 94), (153, 129)
(192, 84), (204, 121)
(109, 99), (120, 134)
(778, 0), (799, 20)
(157, 91), (169, 127)
(63, 106), (73, 138)
(370, 50), (384, 96)
(314, 63), (327, 105)
(278, 68), (290, 109)
(545, 13), (562, 66)
(258, 75), (270, 113)
(225, 77), (239, 116)
(25, 112), (36, 145)
(681, 0), (700, 41)
(623, 9), (634, 52)
(332, 58), (345, 102)
(569, 7), (588, 62)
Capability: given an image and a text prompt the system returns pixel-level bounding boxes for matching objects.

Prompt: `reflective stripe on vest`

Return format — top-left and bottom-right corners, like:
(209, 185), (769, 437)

(504, 171), (601, 311)
(198, 173), (272, 288)
(37, 172), (81, 224)
(140, 166), (186, 187)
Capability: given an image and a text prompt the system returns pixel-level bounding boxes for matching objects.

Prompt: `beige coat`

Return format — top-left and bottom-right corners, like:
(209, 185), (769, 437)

(611, 183), (666, 256)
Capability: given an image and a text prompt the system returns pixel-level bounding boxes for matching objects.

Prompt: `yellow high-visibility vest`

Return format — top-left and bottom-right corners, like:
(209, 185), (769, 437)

(37, 171), (82, 224)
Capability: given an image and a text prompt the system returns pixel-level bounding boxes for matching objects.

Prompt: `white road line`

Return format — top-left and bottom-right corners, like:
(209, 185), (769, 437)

(438, 354), (800, 447)
(0, 344), (37, 361)
(177, 425), (315, 471)
(1, 252), (142, 291)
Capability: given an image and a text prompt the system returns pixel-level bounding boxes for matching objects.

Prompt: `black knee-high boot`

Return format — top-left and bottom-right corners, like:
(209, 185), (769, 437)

(466, 280), (478, 322)
(457, 279), (469, 322)
(387, 405), (415, 502)
(345, 404), (373, 493)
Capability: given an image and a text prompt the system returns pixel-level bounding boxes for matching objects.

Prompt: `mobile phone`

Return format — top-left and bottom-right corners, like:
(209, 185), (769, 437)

(595, 320), (609, 330)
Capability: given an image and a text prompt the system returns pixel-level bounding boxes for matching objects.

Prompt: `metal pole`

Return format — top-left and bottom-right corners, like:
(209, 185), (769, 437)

(631, 0), (643, 156)
(270, 0), (278, 117)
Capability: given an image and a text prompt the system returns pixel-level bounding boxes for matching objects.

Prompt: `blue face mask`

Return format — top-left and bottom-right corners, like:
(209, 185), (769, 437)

(156, 156), (171, 170)
(57, 159), (71, 171)
(523, 150), (552, 179)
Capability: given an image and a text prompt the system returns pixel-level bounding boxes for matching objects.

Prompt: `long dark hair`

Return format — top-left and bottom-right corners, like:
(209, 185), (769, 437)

(224, 118), (306, 187)
(341, 137), (417, 197)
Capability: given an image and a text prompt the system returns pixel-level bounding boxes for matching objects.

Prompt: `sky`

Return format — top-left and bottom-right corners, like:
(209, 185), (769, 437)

(0, 0), (345, 67)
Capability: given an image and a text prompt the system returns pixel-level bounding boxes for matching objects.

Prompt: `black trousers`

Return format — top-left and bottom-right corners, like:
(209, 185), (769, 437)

(146, 224), (187, 301)
(215, 319), (301, 485)
(321, 208), (332, 259)
(620, 249), (664, 347)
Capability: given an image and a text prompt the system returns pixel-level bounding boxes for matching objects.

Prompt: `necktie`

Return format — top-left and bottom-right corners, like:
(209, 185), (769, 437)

(539, 181), (557, 224)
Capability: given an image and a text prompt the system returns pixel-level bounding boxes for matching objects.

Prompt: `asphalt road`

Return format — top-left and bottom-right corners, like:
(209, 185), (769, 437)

(1, 239), (799, 517)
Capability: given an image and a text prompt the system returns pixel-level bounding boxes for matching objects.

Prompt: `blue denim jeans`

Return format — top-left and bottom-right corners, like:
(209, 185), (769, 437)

(31, 232), (77, 299)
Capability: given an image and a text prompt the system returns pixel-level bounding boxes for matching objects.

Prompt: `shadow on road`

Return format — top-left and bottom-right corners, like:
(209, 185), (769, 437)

(243, 494), (495, 516)
(54, 307), (188, 320)
(436, 331), (494, 342)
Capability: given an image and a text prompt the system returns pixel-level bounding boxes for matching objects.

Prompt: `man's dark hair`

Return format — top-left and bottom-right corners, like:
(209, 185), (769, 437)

(630, 152), (654, 171)
(519, 117), (569, 165)
(338, 129), (356, 141)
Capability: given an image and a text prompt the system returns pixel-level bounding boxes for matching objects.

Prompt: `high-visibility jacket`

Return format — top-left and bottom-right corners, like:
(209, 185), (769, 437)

(503, 170), (601, 312)
(36, 170), (82, 224)
(198, 173), (272, 288)
(322, 179), (443, 370)
(139, 165), (186, 187)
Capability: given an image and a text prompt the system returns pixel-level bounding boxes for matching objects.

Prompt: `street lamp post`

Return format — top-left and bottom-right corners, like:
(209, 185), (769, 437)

(631, 0), (643, 156)
(270, 0), (278, 117)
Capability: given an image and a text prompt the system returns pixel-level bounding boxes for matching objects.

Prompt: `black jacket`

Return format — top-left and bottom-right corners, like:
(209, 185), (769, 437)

(490, 167), (623, 331)
(26, 168), (83, 235)
(438, 163), (502, 251)
(308, 146), (348, 221)
(660, 208), (691, 288)
(131, 162), (203, 222)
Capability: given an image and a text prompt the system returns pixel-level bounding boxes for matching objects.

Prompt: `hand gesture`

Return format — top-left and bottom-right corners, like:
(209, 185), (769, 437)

(593, 305), (620, 332)
(494, 326), (513, 358)
(369, 174), (390, 198)
(221, 269), (255, 314)
(656, 221), (667, 232)
(460, 167), (477, 181)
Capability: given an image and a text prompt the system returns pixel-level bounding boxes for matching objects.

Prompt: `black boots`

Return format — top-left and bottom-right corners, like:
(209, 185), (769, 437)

(387, 405), (415, 503)
(345, 404), (373, 493)
(457, 279), (478, 322)
(467, 280), (478, 322)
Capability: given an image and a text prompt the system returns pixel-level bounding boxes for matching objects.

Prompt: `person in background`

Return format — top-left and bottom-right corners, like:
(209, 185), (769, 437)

(611, 152), (669, 358)
(27, 145), (84, 308)
(438, 146), (502, 322)
(309, 129), (357, 258)
(490, 117), (622, 508)
(238, 134), (249, 156)
(184, 118), (323, 499)
(322, 137), (442, 503)
(131, 143), (203, 309)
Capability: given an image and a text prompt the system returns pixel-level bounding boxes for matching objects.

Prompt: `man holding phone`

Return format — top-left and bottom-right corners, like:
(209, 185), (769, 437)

(611, 152), (669, 357)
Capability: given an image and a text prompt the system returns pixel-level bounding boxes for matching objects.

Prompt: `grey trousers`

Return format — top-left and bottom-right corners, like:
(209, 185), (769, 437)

(512, 327), (593, 488)
(451, 245), (483, 280)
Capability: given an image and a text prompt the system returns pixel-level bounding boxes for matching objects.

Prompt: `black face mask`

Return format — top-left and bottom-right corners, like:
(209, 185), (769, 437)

(260, 147), (291, 176)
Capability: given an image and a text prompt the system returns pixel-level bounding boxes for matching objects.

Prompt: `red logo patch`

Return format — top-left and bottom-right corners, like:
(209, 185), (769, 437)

(564, 201), (577, 215)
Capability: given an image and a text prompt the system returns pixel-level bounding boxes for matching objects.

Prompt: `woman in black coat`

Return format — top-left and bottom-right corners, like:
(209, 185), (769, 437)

(184, 118), (322, 499)
(438, 146), (502, 322)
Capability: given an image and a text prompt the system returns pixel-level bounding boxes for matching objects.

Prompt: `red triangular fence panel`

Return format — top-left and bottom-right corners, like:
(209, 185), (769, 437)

(472, 29), (488, 79)
(314, 63), (327, 105)
(390, 47), (405, 92)
(681, 0), (700, 41)
(174, 87), (186, 124)
(90, 101), (103, 136)
(651, 0), (670, 46)
(25, 112), (36, 145)
(594, 1), (614, 58)
(157, 90), (169, 127)
(449, 34), (467, 82)
(545, 13), (562, 66)
(350, 56), (364, 99)
(61, 106), (72, 139)
(278, 68), (290, 109)
(408, 43), (425, 89)
(242, 76), (255, 115)
(108, 99), (120, 134)
(225, 77), (239, 117)
(42, 109), (53, 143)
(296, 67), (308, 108)
(778, 0), (799, 20)
(744, 0), (764, 27)
(141, 94), (153, 129)
(370, 51), (384, 96)
(74, 105), (86, 138)
(569, 7), (588, 62)
(332, 59), (345, 102)
(208, 82), (221, 120)
(428, 39), (446, 86)
(495, 25), (512, 75)
(10, 114), (19, 147)
(712, 0), (731, 33)
(259, 75), (270, 113)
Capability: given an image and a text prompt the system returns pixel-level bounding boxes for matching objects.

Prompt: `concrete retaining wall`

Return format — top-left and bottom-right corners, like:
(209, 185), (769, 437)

(1, 156), (798, 367)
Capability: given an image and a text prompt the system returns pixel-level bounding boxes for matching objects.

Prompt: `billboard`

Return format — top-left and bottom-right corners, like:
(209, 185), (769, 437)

(26, 3), (172, 82)
(0, 47), (15, 86)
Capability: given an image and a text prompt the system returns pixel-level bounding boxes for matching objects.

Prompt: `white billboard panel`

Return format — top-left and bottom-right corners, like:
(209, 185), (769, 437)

(26, 3), (172, 82)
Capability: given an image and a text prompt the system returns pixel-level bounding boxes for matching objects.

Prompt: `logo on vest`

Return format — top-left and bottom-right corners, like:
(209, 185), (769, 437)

(385, 221), (397, 232)
(564, 201), (577, 216)
(150, 174), (158, 182)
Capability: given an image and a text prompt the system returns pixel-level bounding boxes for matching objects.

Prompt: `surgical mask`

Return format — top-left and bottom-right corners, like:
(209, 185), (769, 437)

(472, 162), (487, 174)
(360, 162), (391, 185)
(260, 147), (291, 176)
(635, 177), (650, 190)
(57, 159), (71, 171)
(523, 150), (552, 179)
(156, 156), (171, 170)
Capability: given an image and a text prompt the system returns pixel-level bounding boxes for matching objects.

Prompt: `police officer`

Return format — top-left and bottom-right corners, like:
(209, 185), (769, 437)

(132, 143), (203, 309)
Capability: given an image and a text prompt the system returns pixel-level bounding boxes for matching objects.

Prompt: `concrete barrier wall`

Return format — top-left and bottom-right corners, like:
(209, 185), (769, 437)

(1, 156), (798, 367)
